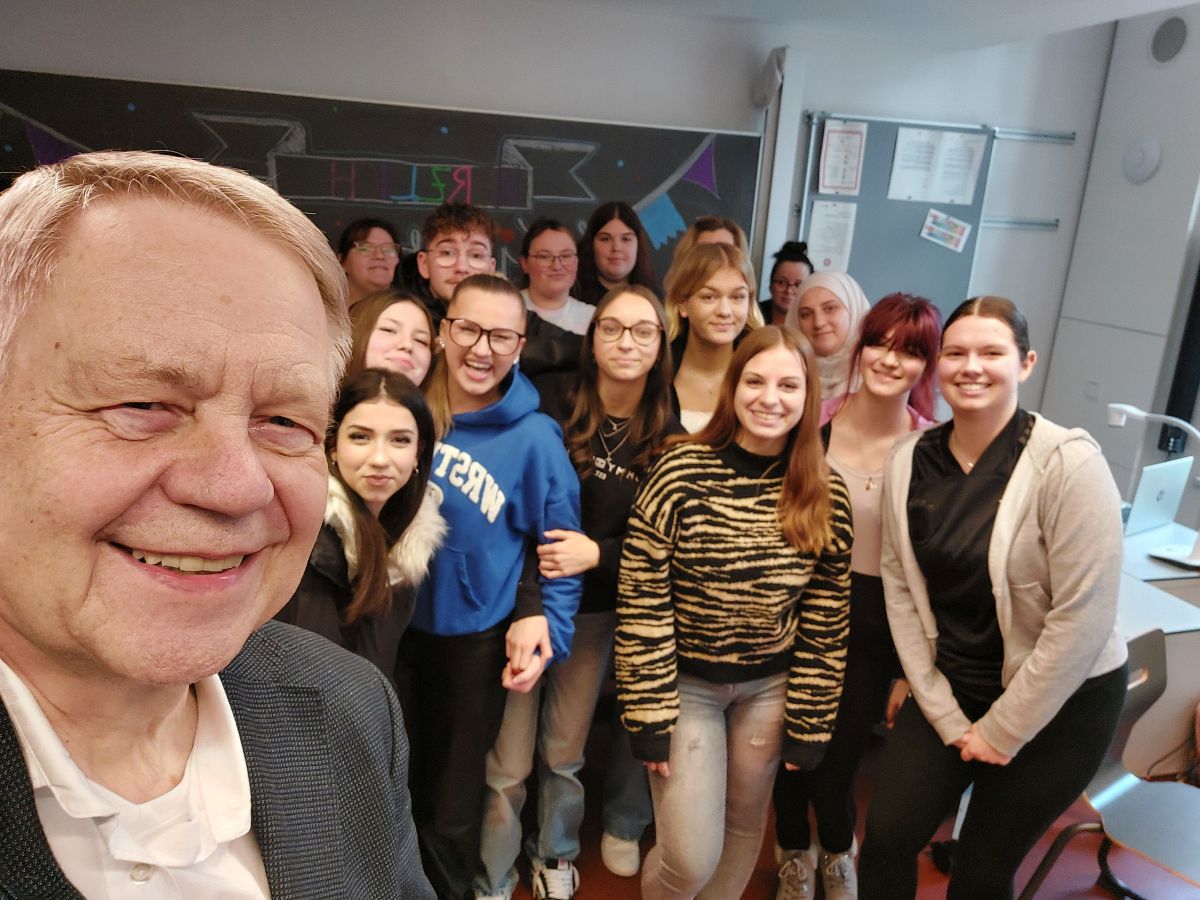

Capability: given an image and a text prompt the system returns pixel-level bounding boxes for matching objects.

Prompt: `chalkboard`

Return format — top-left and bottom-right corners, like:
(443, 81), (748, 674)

(0, 69), (761, 279)
(800, 112), (994, 313)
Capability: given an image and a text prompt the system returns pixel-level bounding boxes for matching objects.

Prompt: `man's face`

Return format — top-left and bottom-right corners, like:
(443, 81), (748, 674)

(0, 197), (332, 687)
(416, 229), (495, 304)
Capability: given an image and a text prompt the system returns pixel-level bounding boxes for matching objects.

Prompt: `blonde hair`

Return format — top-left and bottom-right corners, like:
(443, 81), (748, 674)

(662, 243), (763, 341)
(425, 273), (525, 436)
(0, 150), (350, 387)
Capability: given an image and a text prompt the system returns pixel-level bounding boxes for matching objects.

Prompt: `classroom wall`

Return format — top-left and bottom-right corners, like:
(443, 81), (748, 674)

(1040, 3), (1200, 509)
(781, 25), (1115, 408)
(2, 0), (1115, 412)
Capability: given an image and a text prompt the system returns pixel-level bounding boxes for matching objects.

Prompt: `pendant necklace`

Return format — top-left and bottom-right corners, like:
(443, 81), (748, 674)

(598, 416), (631, 462)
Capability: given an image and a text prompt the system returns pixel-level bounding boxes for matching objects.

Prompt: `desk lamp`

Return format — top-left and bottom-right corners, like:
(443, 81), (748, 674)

(1107, 402), (1200, 569)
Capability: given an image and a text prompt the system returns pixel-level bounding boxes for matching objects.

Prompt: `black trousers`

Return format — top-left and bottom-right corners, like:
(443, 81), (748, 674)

(773, 573), (898, 853)
(858, 662), (1127, 900)
(395, 621), (509, 900)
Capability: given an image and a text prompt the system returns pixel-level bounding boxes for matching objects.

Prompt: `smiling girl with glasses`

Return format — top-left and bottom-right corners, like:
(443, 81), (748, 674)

(396, 273), (582, 900)
(519, 218), (593, 336)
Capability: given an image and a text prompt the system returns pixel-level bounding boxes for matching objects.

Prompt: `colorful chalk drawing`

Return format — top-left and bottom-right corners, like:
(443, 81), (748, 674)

(0, 69), (760, 278)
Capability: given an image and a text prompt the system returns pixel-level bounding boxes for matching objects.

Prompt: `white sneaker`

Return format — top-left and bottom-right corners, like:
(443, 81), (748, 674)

(820, 847), (858, 900)
(600, 832), (641, 877)
(775, 845), (818, 900)
(531, 857), (579, 900)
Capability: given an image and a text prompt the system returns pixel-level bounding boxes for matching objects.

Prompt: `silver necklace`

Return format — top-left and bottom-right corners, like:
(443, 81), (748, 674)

(598, 416), (631, 461)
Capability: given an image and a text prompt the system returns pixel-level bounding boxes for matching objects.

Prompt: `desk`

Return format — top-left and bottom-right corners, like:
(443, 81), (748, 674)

(1123, 522), (1200, 581)
(1118, 573), (1200, 776)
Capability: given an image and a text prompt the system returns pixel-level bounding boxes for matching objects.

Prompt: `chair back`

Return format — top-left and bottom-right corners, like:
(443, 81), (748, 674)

(1086, 629), (1166, 803)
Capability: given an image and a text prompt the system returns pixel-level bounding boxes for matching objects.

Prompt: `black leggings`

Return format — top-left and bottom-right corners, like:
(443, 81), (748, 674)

(858, 663), (1127, 900)
(395, 622), (509, 900)
(773, 573), (898, 854)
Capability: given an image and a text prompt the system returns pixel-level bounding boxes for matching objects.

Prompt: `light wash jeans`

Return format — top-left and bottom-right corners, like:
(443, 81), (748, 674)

(478, 611), (652, 891)
(641, 671), (786, 900)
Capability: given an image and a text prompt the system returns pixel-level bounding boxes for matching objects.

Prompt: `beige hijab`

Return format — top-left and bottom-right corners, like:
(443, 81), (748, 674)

(785, 270), (871, 398)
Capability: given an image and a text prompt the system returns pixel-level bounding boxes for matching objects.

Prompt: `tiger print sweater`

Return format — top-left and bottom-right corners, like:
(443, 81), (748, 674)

(615, 440), (852, 769)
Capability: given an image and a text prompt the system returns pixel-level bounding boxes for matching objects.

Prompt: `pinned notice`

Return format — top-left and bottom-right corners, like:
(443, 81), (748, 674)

(818, 119), (867, 196)
(920, 208), (971, 253)
(808, 201), (857, 271)
(888, 128), (986, 205)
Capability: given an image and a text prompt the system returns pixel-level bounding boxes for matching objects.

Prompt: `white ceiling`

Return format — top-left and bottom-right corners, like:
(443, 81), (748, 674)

(582, 0), (1191, 48)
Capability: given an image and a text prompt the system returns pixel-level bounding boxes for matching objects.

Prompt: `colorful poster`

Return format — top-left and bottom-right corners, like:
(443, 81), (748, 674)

(920, 208), (972, 253)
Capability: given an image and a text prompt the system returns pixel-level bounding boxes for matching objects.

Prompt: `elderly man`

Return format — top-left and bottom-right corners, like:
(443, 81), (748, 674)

(0, 151), (434, 898)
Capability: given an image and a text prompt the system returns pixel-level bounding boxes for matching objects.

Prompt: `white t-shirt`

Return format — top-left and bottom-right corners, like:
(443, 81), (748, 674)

(522, 288), (595, 335)
(0, 659), (270, 899)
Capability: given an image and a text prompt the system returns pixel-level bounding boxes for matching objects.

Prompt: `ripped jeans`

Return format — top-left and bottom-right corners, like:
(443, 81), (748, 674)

(642, 671), (786, 900)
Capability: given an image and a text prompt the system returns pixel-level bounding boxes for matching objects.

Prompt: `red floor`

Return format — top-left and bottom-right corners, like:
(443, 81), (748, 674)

(506, 715), (1199, 899)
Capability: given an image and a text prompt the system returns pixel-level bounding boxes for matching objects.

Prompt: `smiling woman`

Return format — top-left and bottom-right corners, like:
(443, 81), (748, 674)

(276, 367), (444, 678)
(617, 325), (851, 900)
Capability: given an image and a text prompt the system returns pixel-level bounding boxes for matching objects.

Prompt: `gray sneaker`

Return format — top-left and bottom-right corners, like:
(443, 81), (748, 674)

(774, 845), (818, 900)
(820, 848), (858, 900)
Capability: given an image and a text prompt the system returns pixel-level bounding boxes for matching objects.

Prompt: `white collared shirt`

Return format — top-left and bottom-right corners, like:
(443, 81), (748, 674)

(0, 659), (270, 899)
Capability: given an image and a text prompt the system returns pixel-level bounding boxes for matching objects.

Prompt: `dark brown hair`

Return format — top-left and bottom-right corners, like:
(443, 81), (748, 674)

(562, 285), (675, 474)
(330, 368), (435, 624)
(944, 295), (1031, 360)
(421, 202), (497, 249)
(575, 201), (657, 300)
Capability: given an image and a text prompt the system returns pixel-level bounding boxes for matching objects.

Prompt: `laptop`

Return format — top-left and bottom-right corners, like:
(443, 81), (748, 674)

(1124, 456), (1193, 536)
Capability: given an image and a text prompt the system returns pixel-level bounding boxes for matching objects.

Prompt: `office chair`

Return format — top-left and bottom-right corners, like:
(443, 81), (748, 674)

(1019, 629), (1200, 899)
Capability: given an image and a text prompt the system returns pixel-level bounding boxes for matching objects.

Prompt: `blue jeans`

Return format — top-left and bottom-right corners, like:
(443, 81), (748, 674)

(642, 671), (786, 900)
(478, 612), (652, 891)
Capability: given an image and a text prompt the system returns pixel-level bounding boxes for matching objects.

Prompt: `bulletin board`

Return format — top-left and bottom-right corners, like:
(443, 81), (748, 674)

(799, 112), (995, 313)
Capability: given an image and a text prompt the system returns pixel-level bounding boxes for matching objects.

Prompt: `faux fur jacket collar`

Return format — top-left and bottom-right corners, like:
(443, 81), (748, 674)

(323, 476), (446, 588)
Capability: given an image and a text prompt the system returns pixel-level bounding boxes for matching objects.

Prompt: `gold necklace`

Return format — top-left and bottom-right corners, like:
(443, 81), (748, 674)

(949, 431), (978, 471)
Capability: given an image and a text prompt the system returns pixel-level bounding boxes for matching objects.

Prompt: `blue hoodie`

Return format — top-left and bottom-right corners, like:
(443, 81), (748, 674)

(411, 369), (582, 659)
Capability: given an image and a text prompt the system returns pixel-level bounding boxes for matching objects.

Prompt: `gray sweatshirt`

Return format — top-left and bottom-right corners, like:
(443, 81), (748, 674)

(881, 413), (1127, 757)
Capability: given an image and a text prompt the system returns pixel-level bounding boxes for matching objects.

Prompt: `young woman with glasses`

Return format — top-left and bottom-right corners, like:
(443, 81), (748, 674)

(477, 285), (684, 899)
(520, 218), (593, 336)
(336, 217), (402, 307)
(762, 241), (814, 326)
(394, 273), (582, 900)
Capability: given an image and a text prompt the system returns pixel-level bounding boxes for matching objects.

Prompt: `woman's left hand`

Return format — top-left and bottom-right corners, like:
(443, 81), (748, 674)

(502, 616), (552, 693)
(956, 725), (1012, 765)
(538, 530), (601, 578)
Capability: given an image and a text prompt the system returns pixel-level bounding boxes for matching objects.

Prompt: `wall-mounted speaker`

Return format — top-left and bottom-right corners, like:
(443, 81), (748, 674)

(1152, 16), (1187, 63)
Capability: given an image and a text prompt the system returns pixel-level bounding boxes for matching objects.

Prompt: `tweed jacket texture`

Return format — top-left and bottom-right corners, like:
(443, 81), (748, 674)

(0, 621), (434, 899)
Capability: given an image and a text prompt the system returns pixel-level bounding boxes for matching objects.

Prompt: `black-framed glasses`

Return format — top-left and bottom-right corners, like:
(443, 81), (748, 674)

(528, 250), (578, 267)
(444, 317), (524, 356)
(771, 277), (803, 292)
(595, 318), (661, 346)
(352, 240), (401, 258)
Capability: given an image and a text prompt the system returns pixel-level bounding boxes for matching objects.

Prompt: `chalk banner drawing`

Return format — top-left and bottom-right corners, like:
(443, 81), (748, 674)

(0, 69), (761, 278)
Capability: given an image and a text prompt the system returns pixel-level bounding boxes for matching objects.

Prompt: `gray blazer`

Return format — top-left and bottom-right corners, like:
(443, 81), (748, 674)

(0, 621), (434, 899)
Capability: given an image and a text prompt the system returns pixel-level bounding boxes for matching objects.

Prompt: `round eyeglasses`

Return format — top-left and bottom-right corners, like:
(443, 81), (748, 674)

(595, 318), (661, 346)
(443, 317), (524, 356)
(352, 240), (401, 258)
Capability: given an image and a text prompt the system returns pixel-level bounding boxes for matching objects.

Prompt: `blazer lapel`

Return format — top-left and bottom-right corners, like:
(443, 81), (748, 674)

(222, 646), (345, 897)
(0, 702), (83, 899)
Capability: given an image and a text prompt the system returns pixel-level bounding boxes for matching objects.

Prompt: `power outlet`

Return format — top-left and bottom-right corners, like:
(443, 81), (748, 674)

(1158, 424), (1188, 454)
